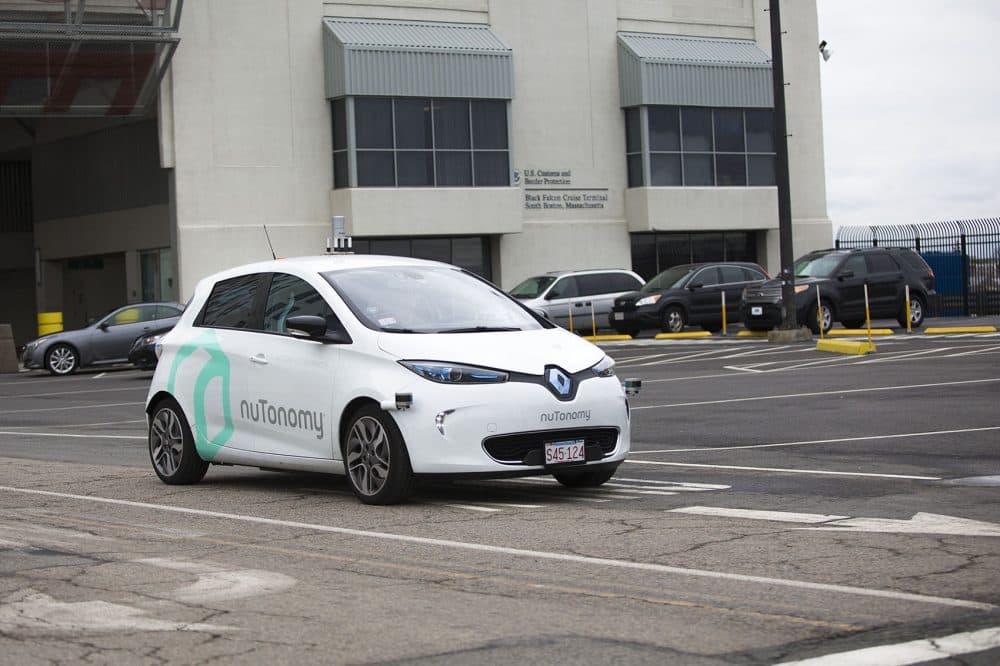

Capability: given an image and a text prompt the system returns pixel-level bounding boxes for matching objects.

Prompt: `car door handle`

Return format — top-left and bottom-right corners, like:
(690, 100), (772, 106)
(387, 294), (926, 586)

(250, 354), (268, 365)
(574, 302), (591, 307)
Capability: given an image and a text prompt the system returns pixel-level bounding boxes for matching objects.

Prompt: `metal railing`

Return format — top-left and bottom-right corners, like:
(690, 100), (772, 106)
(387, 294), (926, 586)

(836, 218), (1000, 317)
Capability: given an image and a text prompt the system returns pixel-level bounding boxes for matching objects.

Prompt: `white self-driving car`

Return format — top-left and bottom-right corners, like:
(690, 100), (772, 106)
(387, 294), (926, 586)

(145, 255), (637, 504)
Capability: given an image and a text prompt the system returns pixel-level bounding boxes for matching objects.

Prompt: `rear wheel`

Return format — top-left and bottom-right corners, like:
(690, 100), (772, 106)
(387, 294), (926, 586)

(45, 343), (78, 376)
(807, 301), (834, 334)
(148, 398), (209, 485)
(898, 293), (926, 329)
(661, 306), (686, 333)
(343, 404), (413, 505)
(553, 466), (617, 488)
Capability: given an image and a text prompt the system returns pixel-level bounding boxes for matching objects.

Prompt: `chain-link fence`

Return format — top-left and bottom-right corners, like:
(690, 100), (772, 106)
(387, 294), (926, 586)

(836, 218), (1000, 317)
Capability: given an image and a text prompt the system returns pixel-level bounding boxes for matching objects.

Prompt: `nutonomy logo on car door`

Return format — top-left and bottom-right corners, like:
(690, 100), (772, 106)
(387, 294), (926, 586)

(166, 330), (234, 460)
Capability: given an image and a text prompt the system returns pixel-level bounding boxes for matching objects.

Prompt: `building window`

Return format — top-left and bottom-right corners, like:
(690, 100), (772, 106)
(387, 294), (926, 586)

(333, 97), (510, 189)
(630, 231), (759, 279)
(625, 105), (776, 188)
(351, 236), (492, 280)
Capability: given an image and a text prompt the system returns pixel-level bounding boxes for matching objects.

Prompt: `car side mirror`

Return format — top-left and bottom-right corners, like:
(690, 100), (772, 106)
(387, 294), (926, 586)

(545, 290), (561, 300)
(285, 315), (351, 344)
(98, 322), (109, 331)
(687, 283), (703, 291)
(838, 270), (854, 281)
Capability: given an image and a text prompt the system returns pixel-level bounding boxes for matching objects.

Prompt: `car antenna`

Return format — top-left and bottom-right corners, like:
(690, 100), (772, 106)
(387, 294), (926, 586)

(263, 225), (277, 260)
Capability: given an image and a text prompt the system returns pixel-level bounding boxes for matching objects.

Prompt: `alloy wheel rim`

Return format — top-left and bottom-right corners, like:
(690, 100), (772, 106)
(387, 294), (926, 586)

(910, 299), (923, 322)
(666, 311), (683, 332)
(150, 408), (184, 477)
(821, 305), (832, 330)
(346, 416), (390, 496)
(49, 347), (75, 374)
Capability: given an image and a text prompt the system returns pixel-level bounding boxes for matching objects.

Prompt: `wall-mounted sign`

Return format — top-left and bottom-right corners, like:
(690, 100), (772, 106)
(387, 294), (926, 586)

(518, 168), (608, 211)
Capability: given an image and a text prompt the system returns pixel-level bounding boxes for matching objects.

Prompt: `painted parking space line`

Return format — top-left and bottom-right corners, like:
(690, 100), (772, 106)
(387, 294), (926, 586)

(623, 460), (940, 480)
(0, 401), (145, 414)
(0, 386), (146, 399)
(632, 378), (1000, 410)
(631, 426), (1000, 454)
(0, 430), (145, 440)
(0, 419), (146, 430)
(0, 485), (991, 610)
(775, 625), (1000, 665)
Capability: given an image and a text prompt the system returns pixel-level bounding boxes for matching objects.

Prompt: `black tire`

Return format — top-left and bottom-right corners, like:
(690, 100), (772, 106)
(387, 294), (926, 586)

(898, 293), (926, 329)
(661, 305), (686, 333)
(841, 320), (864, 329)
(342, 404), (414, 505)
(553, 465), (618, 488)
(806, 301), (834, 335)
(614, 327), (640, 338)
(148, 397), (209, 485)
(45, 343), (79, 376)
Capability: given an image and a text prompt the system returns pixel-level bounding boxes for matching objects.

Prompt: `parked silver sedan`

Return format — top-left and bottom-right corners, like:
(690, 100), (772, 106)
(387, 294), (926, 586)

(21, 302), (185, 375)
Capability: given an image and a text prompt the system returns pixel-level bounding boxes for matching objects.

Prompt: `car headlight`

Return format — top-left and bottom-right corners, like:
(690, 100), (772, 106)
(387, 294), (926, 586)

(794, 285), (811, 294)
(141, 333), (164, 346)
(590, 355), (616, 378)
(635, 294), (661, 308)
(399, 361), (509, 384)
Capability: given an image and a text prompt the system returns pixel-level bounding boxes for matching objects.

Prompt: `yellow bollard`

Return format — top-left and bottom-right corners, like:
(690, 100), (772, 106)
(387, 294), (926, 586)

(816, 285), (824, 339)
(721, 291), (727, 335)
(905, 284), (912, 334)
(864, 283), (873, 348)
(590, 301), (596, 337)
(568, 303), (574, 333)
(37, 311), (63, 336)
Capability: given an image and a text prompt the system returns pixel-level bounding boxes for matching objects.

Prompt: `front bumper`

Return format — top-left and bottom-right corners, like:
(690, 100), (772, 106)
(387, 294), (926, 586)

(389, 374), (632, 475)
(21, 345), (42, 369)
(608, 307), (659, 330)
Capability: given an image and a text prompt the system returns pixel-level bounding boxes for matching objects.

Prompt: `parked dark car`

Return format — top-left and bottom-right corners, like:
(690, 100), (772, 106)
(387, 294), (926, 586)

(128, 326), (175, 370)
(609, 262), (769, 335)
(21, 302), (185, 375)
(740, 247), (936, 334)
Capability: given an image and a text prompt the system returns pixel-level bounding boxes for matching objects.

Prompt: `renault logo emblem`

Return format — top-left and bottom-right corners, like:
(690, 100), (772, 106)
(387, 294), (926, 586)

(546, 367), (572, 398)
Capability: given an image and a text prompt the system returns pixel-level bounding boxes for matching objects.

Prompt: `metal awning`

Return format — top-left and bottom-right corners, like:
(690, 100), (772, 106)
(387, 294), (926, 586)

(323, 17), (513, 100)
(617, 32), (773, 108)
(0, 0), (183, 117)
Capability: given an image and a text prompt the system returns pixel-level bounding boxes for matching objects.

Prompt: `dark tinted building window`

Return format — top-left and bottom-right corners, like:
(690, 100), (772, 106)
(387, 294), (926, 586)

(351, 236), (492, 280)
(630, 232), (759, 280)
(199, 274), (261, 329)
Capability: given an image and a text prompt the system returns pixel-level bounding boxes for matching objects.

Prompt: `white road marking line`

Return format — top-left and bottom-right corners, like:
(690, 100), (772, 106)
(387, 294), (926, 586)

(440, 504), (501, 513)
(632, 378), (1000, 410)
(0, 401), (144, 414)
(0, 430), (145, 440)
(136, 557), (297, 602)
(93, 373), (106, 380)
(0, 485), (990, 611)
(624, 460), (940, 480)
(620, 348), (733, 367)
(724, 365), (766, 373)
(0, 386), (145, 399)
(716, 346), (791, 359)
(943, 344), (1000, 358)
(477, 502), (544, 509)
(601, 483), (678, 495)
(612, 478), (731, 491)
(671, 507), (848, 524)
(775, 625), (1000, 665)
(631, 426), (1000, 454)
(855, 348), (953, 364)
(0, 419), (147, 430)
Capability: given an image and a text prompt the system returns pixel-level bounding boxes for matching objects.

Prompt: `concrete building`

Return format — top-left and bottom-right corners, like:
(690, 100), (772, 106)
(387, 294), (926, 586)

(0, 0), (832, 347)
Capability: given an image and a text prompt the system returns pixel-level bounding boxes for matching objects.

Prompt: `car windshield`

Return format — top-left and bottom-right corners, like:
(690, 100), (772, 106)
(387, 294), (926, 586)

(509, 275), (557, 299)
(795, 254), (844, 278)
(641, 265), (694, 292)
(323, 265), (544, 334)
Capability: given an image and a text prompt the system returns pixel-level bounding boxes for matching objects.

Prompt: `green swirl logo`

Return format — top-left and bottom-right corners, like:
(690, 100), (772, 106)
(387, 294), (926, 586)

(166, 330), (233, 461)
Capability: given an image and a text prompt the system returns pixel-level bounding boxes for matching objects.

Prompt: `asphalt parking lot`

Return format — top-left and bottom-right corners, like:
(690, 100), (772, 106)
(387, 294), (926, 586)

(1, 323), (998, 664)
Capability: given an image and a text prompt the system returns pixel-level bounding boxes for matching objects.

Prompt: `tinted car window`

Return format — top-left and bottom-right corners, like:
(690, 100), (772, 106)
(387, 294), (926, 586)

(743, 267), (767, 281)
(200, 274), (261, 329)
(611, 273), (643, 292)
(510, 275), (557, 299)
(720, 266), (746, 284)
(263, 274), (338, 334)
(108, 305), (158, 326)
(867, 253), (900, 273)
(155, 305), (184, 320)
(843, 255), (867, 278)
(795, 253), (844, 278)
(547, 276), (579, 299)
(894, 250), (932, 272)
(692, 267), (721, 287)
(577, 274), (618, 297)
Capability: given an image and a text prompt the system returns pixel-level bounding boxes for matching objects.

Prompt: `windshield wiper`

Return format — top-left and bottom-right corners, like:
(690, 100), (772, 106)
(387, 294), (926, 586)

(438, 326), (522, 333)
(381, 327), (427, 334)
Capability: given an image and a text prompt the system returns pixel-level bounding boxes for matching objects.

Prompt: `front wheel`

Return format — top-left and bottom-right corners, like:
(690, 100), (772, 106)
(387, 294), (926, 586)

(840, 320), (864, 330)
(45, 343), (78, 376)
(553, 465), (618, 488)
(149, 398), (208, 485)
(898, 294), (926, 329)
(343, 405), (413, 505)
(807, 301), (834, 335)
(661, 306), (686, 333)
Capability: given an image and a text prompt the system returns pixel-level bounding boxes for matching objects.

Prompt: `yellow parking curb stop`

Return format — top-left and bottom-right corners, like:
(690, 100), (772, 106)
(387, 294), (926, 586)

(827, 328), (894, 336)
(816, 339), (876, 355)
(654, 331), (713, 340)
(924, 326), (998, 335)
(584, 334), (634, 342)
(737, 330), (769, 338)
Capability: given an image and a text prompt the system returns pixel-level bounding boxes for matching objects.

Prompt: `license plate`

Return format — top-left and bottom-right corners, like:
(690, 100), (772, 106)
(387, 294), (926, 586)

(751, 306), (763, 316)
(544, 439), (586, 465)
(613, 312), (624, 321)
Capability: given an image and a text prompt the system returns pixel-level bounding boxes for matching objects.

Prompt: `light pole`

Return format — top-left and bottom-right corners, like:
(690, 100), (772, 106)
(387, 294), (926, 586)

(768, 0), (797, 331)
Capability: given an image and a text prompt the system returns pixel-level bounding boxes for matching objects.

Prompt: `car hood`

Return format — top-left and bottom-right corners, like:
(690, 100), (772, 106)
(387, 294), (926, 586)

(377, 328), (604, 375)
(615, 289), (681, 305)
(28, 327), (91, 347)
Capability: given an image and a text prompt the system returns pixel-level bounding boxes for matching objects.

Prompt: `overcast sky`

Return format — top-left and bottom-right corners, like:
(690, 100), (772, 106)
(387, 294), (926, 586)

(815, 0), (1000, 235)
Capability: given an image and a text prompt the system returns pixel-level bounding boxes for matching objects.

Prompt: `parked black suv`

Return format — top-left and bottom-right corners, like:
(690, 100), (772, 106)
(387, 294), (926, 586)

(609, 262), (769, 335)
(740, 248), (936, 334)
